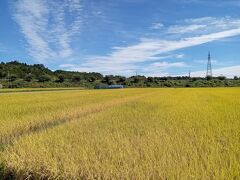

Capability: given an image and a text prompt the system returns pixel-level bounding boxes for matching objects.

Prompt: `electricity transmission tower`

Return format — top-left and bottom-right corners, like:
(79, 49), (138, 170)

(206, 52), (212, 77)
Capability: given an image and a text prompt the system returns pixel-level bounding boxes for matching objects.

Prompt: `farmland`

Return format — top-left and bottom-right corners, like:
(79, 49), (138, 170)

(0, 88), (240, 179)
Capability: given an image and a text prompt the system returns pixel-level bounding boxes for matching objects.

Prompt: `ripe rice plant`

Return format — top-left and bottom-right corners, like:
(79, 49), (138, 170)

(0, 88), (240, 179)
(0, 89), (152, 146)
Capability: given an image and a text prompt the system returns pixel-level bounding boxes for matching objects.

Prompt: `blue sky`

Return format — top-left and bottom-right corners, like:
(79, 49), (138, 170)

(0, 0), (240, 77)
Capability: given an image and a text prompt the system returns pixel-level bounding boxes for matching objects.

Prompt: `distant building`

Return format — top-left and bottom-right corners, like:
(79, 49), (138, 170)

(0, 84), (2, 89)
(108, 85), (124, 89)
(95, 85), (124, 89)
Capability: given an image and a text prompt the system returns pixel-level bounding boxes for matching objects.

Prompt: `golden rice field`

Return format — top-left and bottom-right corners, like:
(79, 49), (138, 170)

(0, 88), (239, 179)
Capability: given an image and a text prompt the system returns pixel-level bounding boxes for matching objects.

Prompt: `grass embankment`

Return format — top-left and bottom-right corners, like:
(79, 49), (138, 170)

(0, 87), (85, 93)
(0, 88), (239, 179)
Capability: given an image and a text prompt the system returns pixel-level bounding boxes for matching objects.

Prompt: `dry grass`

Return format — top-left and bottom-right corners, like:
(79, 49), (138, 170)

(0, 88), (240, 179)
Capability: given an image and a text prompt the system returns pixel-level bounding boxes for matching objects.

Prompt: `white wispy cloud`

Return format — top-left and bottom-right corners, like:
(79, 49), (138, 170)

(13, 0), (83, 62)
(143, 61), (188, 77)
(14, 5), (240, 77)
(185, 65), (240, 78)
(151, 23), (164, 30)
(59, 64), (76, 68)
(176, 54), (185, 58)
(174, 0), (240, 6)
(0, 44), (7, 53)
(194, 59), (223, 66)
(66, 25), (240, 75)
(167, 17), (240, 34)
(168, 24), (206, 34)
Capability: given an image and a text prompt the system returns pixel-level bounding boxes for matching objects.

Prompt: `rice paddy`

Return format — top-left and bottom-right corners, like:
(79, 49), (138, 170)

(0, 88), (239, 179)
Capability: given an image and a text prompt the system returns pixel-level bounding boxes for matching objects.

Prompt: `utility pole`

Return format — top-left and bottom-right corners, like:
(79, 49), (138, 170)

(8, 71), (11, 88)
(206, 52), (213, 77)
(189, 70), (191, 79)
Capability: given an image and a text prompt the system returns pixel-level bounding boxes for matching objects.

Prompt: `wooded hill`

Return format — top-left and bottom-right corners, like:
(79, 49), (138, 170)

(0, 61), (240, 88)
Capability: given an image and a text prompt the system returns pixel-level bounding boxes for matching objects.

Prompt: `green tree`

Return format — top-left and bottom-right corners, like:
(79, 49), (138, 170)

(217, 76), (226, 80)
(38, 74), (51, 82)
(24, 74), (33, 82)
(72, 75), (81, 82)
(57, 75), (65, 83)
(9, 75), (17, 82)
(206, 76), (212, 81)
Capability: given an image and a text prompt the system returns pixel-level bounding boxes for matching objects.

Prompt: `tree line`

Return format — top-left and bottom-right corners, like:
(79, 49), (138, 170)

(0, 61), (240, 88)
